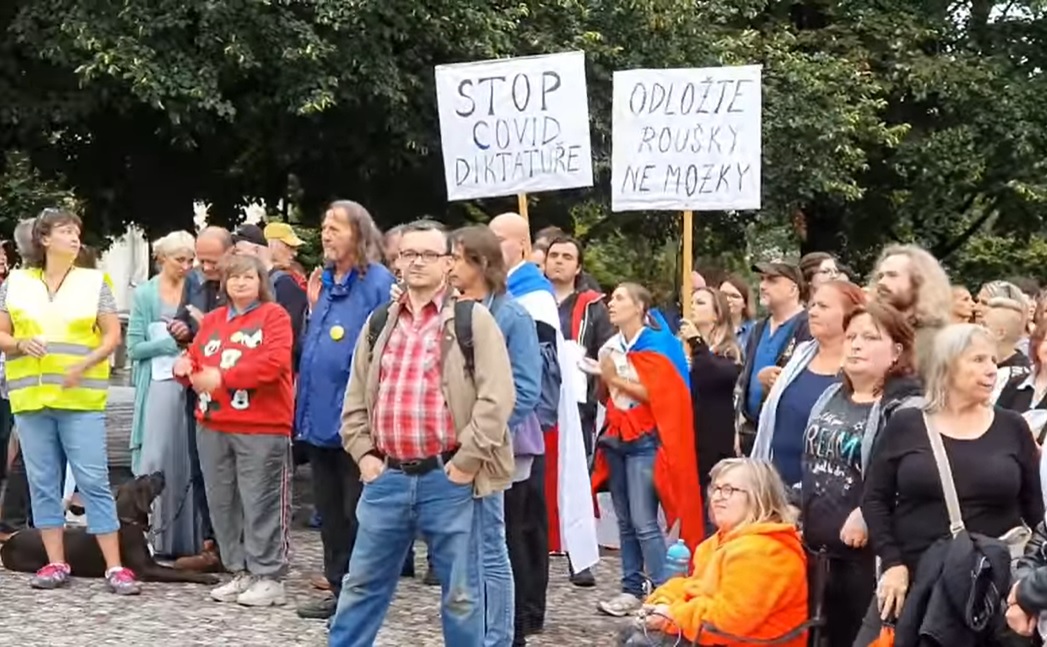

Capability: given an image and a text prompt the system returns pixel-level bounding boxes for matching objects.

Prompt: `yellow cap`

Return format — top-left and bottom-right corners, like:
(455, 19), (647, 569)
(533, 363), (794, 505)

(263, 222), (304, 247)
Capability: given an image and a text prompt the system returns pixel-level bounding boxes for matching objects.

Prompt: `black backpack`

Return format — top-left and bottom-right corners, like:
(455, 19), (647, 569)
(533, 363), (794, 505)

(366, 300), (475, 377)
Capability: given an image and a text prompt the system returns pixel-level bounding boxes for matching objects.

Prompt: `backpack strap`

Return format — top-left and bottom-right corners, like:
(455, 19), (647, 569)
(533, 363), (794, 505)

(366, 302), (392, 364)
(454, 300), (475, 378)
(368, 300), (474, 377)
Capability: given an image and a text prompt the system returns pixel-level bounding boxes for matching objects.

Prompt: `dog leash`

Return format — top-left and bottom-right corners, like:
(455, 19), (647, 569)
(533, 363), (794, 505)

(148, 480), (194, 540)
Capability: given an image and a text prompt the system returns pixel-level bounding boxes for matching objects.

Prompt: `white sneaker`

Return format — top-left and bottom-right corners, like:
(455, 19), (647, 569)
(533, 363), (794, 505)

(597, 592), (643, 617)
(211, 572), (254, 603)
(237, 578), (286, 607)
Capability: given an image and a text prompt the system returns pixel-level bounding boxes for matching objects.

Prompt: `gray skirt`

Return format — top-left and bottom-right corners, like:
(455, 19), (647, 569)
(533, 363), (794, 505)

(138, 379), (199, 558)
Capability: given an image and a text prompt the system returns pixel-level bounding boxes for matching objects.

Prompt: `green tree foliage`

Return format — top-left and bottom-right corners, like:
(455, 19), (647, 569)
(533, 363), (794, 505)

(2, 0), (1046, 293)
(0, 151), (77, 237)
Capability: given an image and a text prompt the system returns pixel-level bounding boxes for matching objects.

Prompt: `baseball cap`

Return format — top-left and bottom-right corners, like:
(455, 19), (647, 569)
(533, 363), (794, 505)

(263, 222), (304, 248)
(751, 261), (804, 288)
(232, 224), (267, 247)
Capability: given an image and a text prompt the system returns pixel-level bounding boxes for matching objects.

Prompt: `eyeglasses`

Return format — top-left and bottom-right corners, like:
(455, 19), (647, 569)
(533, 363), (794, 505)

(400, 250), (446, 264)
(709, 484), (747, 499)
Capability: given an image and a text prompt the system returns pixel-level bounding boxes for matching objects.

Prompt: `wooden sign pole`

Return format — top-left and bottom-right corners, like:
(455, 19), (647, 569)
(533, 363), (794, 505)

(681, 210), (694, 321)
(518, 193), (533, 256)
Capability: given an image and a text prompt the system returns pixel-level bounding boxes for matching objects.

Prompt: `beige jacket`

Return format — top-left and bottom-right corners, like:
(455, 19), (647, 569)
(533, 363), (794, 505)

(339, 294), (516, 497)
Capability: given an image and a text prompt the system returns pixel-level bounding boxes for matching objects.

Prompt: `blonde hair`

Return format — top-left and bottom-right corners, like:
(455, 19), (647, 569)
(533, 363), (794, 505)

(153, 230), (196, 259)
(708, 458), (796, 527)
(923, 323), (994, 412)
(870, 244), (952, 329)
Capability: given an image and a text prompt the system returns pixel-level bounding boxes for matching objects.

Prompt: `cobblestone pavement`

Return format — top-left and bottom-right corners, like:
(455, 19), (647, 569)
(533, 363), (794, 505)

(0, 469), (626, 646)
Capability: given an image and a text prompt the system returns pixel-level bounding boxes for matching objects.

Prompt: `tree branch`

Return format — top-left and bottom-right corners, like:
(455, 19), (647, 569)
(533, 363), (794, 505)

(932, 193), (992, 259)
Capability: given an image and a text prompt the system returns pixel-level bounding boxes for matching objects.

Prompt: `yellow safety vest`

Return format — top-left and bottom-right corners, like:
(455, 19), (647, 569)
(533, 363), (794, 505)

(5, 267), (112, 413)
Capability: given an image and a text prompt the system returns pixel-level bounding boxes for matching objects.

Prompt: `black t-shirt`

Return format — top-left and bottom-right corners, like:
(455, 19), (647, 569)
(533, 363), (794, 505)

(862, 407), (1043, 571)
(801, 389), (873, 556)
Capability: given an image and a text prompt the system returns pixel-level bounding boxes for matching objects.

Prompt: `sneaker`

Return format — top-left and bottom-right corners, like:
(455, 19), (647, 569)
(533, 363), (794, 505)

(211, 571), (254, 602)
(30, 562), (71, 590)
(105, 567), (142, 595)
(296, 594), (337, 619)
(597, 592), (642, 617)
(237, 577), (286, 607)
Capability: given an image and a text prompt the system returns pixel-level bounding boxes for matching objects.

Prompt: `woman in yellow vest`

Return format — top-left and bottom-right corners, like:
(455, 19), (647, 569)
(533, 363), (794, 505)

(0, 208), (140, 595)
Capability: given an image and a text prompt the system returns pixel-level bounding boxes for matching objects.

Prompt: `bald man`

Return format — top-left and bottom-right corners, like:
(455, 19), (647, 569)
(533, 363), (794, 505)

(169, 225), (234, 574)
(490, 212), (599, 637)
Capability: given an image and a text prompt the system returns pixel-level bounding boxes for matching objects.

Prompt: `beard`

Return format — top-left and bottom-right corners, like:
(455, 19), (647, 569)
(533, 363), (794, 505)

(877, 284), (915, 312)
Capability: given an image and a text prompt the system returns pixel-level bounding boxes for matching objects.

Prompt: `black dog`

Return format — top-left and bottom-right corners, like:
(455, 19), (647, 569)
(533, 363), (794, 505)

(0, 472), (219, 585)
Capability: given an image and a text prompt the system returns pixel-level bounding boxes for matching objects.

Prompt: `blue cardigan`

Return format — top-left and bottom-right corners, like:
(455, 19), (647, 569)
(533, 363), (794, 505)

(126, 276), (182, 473)
(295, 263), (395, 448)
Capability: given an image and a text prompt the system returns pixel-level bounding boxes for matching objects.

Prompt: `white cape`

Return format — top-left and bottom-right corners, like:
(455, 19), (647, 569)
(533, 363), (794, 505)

(515, 288), (600, 571)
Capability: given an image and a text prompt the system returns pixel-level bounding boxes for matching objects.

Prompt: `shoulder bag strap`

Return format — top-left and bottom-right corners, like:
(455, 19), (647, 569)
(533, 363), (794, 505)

(922, 412), (965, 538)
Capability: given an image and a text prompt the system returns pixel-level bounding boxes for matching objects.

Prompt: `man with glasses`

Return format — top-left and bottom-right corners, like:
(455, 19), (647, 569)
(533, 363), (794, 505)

(330, 220), (515, 646)
(167, 226), (233, 574)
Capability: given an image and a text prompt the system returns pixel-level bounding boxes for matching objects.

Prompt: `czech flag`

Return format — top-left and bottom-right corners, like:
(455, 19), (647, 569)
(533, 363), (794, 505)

(592, 311), (705, 550)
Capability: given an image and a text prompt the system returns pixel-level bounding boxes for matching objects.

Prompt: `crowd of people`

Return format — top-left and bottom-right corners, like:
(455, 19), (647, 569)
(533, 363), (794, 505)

(5, 201), (1047, 647)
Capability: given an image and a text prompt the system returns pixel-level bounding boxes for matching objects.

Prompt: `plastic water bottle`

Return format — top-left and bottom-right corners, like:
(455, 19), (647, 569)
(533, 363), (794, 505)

(665, 539), (691, 579)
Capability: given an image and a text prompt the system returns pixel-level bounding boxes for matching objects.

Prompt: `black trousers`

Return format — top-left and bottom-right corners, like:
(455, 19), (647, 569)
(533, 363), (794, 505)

(308, 444), (362, 594)
(0, 446), (30, 533)
(185, 392), (214, 543)
(505, 455), (549, 643)
(0, 398), (11, 481)
(822, 553), (876, 647)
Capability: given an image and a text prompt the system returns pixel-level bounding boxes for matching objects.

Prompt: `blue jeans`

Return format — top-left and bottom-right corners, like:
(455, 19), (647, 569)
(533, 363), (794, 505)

(473, 491), (514, 646)
(605, 433), (665, 597)
(14, 409), (119, 535)
(329, 466), (482, 647)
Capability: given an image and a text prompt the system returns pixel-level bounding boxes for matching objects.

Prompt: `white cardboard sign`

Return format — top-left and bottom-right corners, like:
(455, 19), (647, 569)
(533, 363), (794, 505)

(435, 51), (594, 201)
(611, 65), (762, 212)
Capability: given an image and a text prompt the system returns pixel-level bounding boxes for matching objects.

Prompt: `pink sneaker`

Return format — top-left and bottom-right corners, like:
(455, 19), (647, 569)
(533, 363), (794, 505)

(105, 567), (142, 595)
(30, 562), (71, 589)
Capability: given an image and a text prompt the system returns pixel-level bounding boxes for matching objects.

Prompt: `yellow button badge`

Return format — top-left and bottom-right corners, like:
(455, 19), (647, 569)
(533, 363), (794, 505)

(330, 325), (345, 341)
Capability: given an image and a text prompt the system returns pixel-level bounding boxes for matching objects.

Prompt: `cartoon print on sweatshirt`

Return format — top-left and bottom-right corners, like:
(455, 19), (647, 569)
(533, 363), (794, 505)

(230, 389), (253, 411)
(220, 348), (243, 370)
(202, 335), (222, 357)
(230, 328), (263, 349)
(198, 391), (221, 418)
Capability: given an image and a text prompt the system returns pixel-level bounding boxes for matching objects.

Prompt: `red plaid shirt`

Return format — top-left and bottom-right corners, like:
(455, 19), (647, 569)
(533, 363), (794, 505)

(372, 292), (457, 460)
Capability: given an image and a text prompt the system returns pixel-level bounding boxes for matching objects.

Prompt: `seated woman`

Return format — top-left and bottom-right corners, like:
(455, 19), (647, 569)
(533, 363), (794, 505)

(621, 458), (808, 646)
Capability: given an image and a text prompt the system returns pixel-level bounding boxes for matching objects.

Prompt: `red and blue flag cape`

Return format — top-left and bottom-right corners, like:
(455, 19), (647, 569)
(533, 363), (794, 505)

(593, 310), (705, 550)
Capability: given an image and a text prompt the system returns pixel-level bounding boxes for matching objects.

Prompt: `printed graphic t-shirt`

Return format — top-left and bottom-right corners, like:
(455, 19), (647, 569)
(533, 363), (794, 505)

(801, 389), (873, 556)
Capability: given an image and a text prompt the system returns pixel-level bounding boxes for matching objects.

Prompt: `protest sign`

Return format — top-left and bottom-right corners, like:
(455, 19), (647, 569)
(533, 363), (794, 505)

(611, 65), (762, 212)
(435, 51), (594, 201)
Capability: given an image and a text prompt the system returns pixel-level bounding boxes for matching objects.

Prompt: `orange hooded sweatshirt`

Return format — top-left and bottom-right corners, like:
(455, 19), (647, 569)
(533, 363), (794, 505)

(646, 521), (808, 646)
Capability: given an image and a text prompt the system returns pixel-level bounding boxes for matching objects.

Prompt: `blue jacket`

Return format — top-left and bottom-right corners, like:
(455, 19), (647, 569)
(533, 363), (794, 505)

(486, 293), (541, 429)
(295, 263), (395, 447)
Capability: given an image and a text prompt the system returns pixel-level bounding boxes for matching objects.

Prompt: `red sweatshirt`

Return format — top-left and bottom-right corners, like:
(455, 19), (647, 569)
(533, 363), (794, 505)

(177, 302), (294, 436)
